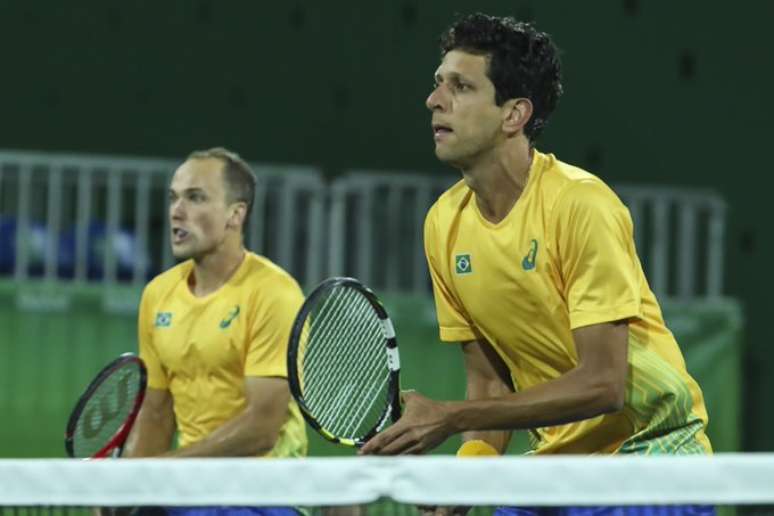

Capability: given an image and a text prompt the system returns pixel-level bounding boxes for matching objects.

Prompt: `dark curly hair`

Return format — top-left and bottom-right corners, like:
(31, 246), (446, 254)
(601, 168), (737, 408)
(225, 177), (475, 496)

(440, 13), (563, 141)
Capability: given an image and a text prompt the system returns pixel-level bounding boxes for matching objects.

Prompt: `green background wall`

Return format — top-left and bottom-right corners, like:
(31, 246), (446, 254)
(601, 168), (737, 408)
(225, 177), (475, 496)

(0, 1), (769, 450)
(0, 283), (742, 457)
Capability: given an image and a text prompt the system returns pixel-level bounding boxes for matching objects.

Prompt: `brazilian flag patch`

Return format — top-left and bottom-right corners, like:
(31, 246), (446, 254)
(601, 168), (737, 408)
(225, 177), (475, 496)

(455, 254), (472, 275)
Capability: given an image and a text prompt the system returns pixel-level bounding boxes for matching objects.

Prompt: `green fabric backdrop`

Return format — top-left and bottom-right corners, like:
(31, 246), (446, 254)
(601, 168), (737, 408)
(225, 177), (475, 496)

(0, 282), (742, 457)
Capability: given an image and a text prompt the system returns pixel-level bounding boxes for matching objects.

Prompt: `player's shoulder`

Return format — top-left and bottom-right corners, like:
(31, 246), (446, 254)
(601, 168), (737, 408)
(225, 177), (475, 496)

(238, 252), (303, 293)
(539, 151), (606, 192)
(434, 178), (472, 211)
(142, 260), (193, 299)
(426, 179), (472, 227)
(537, 151), (621, 209)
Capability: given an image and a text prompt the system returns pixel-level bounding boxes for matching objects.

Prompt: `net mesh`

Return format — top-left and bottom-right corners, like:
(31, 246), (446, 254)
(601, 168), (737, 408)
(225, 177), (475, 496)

(296, 285), (392, 440)
(71, 363), (142, 458)
(2, 456), (774, 515)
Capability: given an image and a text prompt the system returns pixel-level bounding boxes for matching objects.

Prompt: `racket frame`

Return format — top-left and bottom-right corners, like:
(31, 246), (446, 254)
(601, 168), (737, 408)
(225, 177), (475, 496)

(64, 353), (147, 459)
(287, 277), (401, 447)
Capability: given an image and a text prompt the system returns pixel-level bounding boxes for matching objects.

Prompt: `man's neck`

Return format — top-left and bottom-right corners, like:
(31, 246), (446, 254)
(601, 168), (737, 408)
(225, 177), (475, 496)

(190, 243), (246, 297)
(461, 139), (534, 224)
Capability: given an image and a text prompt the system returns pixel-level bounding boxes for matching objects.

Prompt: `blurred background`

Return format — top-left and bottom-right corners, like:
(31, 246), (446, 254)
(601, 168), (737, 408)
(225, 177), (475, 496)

(0, 0), (770, 458)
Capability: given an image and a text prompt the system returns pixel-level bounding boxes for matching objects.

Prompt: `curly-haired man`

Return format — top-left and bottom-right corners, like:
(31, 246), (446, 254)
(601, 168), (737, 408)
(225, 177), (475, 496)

(363, 13), (713, 515)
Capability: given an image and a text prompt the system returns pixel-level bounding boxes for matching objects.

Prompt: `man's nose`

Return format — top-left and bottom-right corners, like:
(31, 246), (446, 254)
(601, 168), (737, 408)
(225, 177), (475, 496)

(426, 86), (445, 112)
(170, 199), (185, 219)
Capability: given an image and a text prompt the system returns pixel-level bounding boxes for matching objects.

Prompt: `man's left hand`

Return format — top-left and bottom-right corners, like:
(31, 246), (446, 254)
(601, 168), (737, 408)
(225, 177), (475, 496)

(359, 391), (453, 455)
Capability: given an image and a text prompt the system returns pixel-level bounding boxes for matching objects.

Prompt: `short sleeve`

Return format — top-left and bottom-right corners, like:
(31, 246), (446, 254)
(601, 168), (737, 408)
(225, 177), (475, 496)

(424, 205), (477, 343)
(245, 276), (305, 377)
(137, 287), (169, 390)
(554, 180), (642, 329)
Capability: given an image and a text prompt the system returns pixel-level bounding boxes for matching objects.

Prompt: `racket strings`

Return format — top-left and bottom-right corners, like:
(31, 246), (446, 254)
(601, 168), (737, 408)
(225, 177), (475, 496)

(301, 287), (365, 377)
(316, 324), (387, 433)
(335, 320), (393, 430)
(299, 287), (365, 388)
(313, 299), (383, 405)
(304, 292), (383, 421)
(313, 302), (382, 405)
(302, 288), (378, 399)
(300, 288), (370, 398)
(299, 286), (392, 438)
(317, 339), (388, 438)
(343, 367), (391, 436)
(303, 286), (354, 351)
(73, 364), (141, 457)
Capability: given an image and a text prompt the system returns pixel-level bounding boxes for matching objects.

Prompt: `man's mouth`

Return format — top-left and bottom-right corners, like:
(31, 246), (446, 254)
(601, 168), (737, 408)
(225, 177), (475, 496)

(432, 123), (453, 139)
(172, 228), (189, 243)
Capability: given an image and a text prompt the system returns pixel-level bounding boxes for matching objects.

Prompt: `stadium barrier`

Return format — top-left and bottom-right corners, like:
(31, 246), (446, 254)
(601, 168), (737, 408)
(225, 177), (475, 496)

(1, 150), (727, 302)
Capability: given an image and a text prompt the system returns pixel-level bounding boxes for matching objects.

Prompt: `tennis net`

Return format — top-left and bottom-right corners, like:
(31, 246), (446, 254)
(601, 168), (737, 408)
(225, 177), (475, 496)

(1, 455), (773, 515)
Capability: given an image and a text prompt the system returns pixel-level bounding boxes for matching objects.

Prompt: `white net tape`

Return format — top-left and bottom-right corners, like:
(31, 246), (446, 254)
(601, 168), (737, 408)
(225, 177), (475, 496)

(1, 455), (774, 507)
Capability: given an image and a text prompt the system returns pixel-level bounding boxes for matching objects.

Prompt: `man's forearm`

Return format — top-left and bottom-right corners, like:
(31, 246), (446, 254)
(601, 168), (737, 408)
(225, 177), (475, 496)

(164, 409), (278, 458)
(446, 364), (623, 435)
(124, 415), (175, 458)
(123, 388), (176, 458)
(462, 378), (513, 453)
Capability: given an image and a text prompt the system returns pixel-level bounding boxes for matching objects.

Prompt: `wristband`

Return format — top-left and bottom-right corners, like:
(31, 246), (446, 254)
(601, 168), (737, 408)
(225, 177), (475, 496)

(456, 439), (498, 457)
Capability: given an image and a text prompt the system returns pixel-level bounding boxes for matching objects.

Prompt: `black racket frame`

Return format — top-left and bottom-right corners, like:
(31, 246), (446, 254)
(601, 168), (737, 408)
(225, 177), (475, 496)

(287, 277), (401, 447)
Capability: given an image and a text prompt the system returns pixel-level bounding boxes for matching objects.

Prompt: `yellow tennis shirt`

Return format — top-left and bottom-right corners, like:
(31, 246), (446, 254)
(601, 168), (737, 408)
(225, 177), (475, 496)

(137, 252), (307, 457)
(424, 150), (712, 455)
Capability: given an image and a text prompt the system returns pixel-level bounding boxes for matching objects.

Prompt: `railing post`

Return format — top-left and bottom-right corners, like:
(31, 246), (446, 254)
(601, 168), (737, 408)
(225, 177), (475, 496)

(328, 180), (347, 278)
(44, 165), (63, 281)
(14, 164), (32, 282)
(75, 168), (92, 283)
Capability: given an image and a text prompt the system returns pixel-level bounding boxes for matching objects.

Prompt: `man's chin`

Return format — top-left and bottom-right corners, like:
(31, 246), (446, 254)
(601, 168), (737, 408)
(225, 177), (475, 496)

(171, 247), (195, 261)
(434, 148), (462, 167)
(434, 147), (453, 163)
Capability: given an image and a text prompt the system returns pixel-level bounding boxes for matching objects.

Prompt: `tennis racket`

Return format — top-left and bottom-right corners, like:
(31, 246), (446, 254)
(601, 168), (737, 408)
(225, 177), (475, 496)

(65, 353), (147, 459)
(287, 277), (401, 447)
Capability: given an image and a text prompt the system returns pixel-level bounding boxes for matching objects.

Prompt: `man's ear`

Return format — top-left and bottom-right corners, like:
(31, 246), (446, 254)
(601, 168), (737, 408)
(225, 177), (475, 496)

(502, 98), (533, 136)
(227, 202), (248, 230)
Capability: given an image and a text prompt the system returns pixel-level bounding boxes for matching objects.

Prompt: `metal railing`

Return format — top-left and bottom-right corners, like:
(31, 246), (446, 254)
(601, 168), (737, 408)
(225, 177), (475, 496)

(0, 150), (727, 304)
(0, 150), (323, 290)
(615, 186), (726, 301)
(326, 172), (454, 293)
(330, 174), (727, 301)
